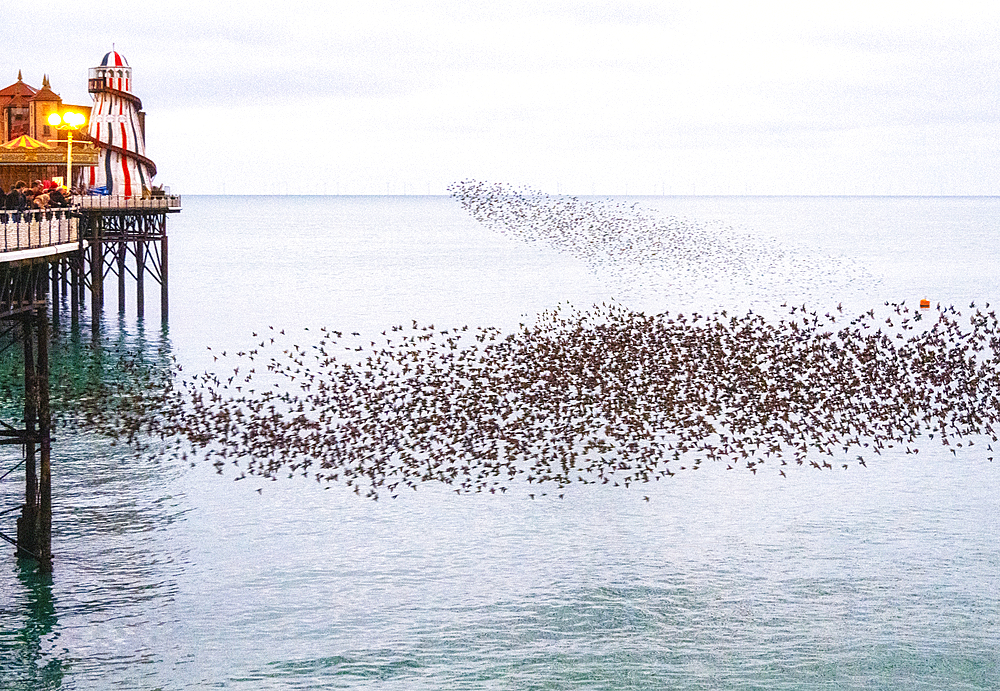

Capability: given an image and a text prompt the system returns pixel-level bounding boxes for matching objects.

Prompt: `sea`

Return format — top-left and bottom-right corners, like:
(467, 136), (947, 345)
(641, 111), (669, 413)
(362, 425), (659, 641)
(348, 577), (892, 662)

(1, 194), (998, 690)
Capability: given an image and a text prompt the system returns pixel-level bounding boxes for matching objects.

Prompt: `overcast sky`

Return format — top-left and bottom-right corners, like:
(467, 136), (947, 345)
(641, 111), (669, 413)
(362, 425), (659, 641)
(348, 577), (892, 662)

(4, 1), (1000, 195)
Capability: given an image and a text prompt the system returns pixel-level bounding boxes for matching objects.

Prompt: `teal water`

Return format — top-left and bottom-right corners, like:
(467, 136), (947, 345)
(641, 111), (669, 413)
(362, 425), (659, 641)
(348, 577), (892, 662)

(1, 195), (999, 689)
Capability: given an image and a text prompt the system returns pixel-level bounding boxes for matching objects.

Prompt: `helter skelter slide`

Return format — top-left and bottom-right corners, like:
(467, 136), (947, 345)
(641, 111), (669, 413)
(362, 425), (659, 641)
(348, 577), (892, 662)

(84, 50), (157, 197)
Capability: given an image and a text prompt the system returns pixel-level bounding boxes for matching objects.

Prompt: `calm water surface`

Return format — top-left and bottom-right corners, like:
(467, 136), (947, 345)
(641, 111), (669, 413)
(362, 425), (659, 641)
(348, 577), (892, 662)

(1, 195), (999, 689)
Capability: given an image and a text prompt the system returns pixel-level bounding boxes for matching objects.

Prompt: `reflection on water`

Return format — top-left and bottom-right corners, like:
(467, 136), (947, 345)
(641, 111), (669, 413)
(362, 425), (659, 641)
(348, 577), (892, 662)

(0, 564), (64, 690)
(0, 318), (182, 687)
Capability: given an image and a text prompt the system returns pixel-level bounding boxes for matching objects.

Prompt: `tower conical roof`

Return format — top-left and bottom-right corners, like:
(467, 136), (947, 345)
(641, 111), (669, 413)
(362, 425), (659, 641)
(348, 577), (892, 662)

(101, 51), (129, 67)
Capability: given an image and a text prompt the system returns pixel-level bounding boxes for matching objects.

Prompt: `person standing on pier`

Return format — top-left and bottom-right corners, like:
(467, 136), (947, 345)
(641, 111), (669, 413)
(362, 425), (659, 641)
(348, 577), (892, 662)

(5, 181), (26, 210)
(48, 185), (69, 207)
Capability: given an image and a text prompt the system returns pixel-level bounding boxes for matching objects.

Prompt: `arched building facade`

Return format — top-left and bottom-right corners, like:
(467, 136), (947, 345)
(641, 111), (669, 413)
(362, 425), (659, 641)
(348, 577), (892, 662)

(0, 71), (96, 190)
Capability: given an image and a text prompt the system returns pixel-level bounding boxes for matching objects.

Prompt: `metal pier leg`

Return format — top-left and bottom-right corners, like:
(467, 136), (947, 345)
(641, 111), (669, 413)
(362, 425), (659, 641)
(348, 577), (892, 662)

(16, 319), (38, 562)
(79, 250), (87, 307)
(136, 239), (145, 320)
(70, 257), (79, 324)
(90, 238), (103, 324)
(50, 263), (59, 328)
(117, 241), (126, 314)
(36, 312), (51, 573)
(160, 234), (168, 321)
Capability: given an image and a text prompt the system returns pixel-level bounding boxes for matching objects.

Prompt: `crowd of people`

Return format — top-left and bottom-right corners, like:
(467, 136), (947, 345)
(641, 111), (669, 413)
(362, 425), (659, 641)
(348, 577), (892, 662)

(1, 179), (77, 210)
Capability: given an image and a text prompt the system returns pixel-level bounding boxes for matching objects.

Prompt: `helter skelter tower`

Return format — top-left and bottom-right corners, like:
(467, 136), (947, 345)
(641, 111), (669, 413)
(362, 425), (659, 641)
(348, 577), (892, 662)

(84, 50), (156, 196)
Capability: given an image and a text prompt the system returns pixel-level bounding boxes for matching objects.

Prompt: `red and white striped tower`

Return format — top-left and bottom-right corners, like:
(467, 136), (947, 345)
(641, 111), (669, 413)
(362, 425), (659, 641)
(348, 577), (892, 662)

(84, 50), (156, 196)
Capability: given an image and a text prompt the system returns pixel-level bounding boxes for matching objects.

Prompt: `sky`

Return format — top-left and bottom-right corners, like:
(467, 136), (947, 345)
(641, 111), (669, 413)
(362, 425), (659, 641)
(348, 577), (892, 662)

(3, 0), (1000, 196)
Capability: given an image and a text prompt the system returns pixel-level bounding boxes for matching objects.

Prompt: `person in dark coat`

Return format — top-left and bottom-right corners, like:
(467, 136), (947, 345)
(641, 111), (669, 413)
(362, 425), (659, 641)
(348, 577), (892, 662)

(6, 181), (27, 211)
(48, 186), (69, 207)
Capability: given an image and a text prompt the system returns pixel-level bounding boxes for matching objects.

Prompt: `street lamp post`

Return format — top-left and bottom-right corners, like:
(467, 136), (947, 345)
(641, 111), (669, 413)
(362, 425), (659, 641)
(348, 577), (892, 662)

(47, 111), (87, 188)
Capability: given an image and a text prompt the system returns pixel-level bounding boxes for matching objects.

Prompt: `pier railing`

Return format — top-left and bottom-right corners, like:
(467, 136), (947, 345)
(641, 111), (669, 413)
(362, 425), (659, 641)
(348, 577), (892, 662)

(0, 208), (79, 254)
(75, 195), (182, 211)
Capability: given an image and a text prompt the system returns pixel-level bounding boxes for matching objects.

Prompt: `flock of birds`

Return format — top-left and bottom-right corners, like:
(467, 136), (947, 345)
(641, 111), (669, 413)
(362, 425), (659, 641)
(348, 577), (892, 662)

(448, 180), (873, 316)
(55, 181), (997, 501)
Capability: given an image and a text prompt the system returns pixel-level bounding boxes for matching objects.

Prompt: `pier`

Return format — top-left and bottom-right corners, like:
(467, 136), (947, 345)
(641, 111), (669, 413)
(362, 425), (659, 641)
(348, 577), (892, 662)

(0, 50), (179, 572)
(0, 195), (180, 572)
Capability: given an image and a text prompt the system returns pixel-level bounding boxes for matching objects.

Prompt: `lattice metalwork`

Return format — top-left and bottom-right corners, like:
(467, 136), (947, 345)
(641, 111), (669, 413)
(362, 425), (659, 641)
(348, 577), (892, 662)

(77, 207), (170, 319)
(0, 261), (50, 319)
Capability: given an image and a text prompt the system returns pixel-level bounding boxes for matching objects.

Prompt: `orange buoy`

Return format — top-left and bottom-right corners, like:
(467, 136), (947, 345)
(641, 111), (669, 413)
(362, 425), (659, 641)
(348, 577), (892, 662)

(920, 299), (931, 309)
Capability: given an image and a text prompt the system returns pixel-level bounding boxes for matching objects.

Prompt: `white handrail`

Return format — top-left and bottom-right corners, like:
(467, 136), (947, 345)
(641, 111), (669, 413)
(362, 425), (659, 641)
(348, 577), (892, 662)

(73, 195), (182, 210)
(0, 208), (79, 253)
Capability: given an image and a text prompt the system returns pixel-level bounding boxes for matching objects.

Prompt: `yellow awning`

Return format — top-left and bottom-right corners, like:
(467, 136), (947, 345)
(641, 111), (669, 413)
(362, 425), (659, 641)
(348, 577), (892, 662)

(1, 134), (53, 150)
